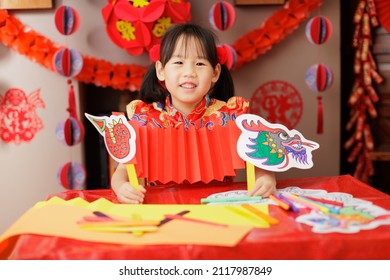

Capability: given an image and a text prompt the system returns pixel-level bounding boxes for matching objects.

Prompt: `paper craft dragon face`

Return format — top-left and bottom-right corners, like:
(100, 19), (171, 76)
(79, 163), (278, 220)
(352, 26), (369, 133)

(236, 114), (319, 172)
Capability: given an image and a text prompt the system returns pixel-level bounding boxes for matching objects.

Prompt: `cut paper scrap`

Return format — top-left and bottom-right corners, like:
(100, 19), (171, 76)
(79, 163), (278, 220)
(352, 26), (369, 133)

(206, 187), (390, 234)
(236, 114), (319, 172)
(85, 113), (139, 189)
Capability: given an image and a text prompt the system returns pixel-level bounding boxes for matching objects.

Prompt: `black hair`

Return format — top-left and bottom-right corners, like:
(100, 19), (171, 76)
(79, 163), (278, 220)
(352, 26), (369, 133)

(139, 23), (235, 107)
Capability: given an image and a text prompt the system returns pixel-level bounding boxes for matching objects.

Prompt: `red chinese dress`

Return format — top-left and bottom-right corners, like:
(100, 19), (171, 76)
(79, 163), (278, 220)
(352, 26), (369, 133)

(126, 95), (249, 129)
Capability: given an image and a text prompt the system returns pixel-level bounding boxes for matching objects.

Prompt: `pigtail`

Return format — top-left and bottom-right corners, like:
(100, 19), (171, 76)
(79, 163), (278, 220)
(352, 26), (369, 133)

(210, 64), (235, 102)
(139, 64), (169, 106)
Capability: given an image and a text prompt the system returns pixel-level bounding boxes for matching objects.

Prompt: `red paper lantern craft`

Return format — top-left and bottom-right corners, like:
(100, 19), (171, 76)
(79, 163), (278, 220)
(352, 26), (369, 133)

(305, 64), (333, 134)
(305, 15), (332, 45)
(52, 47), (83, 77)
(305, 63), (333, 92)
(55, 81), (85, 146)
(54, 5), (80, 35)
(57, 161), (86, 190)
(209, 1), (236, 31)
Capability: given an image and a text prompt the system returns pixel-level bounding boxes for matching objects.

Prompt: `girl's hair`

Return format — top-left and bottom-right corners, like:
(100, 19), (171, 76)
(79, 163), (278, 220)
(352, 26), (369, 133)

(139, 23), (235, 106)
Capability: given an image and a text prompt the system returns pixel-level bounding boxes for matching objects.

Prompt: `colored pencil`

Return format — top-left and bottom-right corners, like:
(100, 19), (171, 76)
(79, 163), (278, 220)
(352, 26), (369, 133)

(269, 194), (290, 210)
(241, 204), (279, 224)
(302, 195), (344, 207)
(164, 214), (228, 227)
(277, 193), (300, 213)
(201, 196), (262, 204)
(286, 194), (330, 214)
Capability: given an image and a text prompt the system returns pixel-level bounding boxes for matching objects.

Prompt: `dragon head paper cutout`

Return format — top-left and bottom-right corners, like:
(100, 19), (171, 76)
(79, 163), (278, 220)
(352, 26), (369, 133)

(236, 114), (319, 172)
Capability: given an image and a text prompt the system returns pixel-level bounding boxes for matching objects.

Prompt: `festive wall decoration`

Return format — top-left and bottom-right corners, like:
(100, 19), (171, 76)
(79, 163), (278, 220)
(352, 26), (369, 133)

(57, 161), (86, 190)
(345, 0), (383, 183)
(0, 88), (45, 144)
(0, 0), (323, 91)
(249, 80), (303, 130)
(305, 15), (332, 45)
(52, 47), (83, 77)
(54, 5), (86, 189)
(304, 14), (334, 135)
(55, 80), (85, 146)
(54, 5), (80, 36)
(209, 1), (236, 31)
(102, 0), (191, 56)
(375, 0), (390, 33)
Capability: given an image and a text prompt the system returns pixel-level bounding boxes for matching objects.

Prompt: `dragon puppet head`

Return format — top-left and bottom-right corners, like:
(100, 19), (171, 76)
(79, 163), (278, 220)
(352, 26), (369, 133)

(235, 114), (319, 172)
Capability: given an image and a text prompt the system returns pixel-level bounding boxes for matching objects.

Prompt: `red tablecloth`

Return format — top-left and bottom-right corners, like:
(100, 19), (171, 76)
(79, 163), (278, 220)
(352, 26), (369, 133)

(3, 175), (390, 259)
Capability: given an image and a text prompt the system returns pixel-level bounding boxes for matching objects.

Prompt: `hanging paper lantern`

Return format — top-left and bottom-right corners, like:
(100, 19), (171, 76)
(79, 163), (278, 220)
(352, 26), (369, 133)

(55, 80), (85, 146)
(305, 15), (332, 45)
(54, 5), (80, 35)
(305, 64), (333, 135)
(52, 47), (83, 77)
(57, 161), (86, 190)
(209, 1), (236, 31)
(305, 63), (333, 92)
(55, 117), (84, 146)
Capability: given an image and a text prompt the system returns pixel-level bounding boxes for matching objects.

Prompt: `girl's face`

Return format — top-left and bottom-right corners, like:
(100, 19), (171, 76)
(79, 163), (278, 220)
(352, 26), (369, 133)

(155, 36), (221, 116)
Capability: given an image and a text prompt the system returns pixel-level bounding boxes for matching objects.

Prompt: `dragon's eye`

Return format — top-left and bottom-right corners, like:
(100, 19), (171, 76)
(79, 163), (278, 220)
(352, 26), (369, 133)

(279, 132), (288, 141)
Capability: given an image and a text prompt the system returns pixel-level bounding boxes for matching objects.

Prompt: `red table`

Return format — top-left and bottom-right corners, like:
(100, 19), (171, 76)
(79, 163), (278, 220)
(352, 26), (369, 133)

(3, 175), (390, 259)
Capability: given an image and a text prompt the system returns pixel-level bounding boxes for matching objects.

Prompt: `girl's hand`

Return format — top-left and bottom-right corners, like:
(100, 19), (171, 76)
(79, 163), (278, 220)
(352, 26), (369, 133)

(248, 169), (276, 198)
(115, 182), (146, 204)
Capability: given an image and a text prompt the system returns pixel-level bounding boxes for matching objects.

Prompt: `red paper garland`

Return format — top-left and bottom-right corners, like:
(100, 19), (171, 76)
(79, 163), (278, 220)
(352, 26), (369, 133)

(0, 0), (323, 91)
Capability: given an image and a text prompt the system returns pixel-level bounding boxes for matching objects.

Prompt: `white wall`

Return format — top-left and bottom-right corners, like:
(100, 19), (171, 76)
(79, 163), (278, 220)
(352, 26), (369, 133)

(0, 0), (340, 233)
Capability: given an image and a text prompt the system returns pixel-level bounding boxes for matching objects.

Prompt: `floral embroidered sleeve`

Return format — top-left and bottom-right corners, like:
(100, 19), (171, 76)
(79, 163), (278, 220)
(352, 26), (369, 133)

(126, 100), (150, 126)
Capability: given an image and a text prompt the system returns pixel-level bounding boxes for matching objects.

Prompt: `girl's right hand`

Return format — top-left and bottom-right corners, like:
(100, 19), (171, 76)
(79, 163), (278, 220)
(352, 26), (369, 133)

(115, 182), (146, 204)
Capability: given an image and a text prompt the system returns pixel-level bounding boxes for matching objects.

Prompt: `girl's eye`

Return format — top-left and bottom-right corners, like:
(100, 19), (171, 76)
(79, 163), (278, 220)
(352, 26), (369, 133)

(173, 61), (183, 65)
(196, 62), (206, 66)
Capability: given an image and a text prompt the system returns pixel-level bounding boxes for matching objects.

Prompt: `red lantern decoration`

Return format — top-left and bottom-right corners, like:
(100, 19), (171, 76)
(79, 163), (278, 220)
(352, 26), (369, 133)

(305, 15), (332, 45)
(54, 5), (80, 35)
(209, 1), (236, 31)
(57, 161), (86, 190)
(52, 47), (83, 77)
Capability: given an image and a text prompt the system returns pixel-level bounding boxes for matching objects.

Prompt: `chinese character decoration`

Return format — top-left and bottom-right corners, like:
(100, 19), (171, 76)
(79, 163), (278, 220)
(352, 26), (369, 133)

(0, 88), (45, 144)
(53, 5), (86, 190)
(304, 15), (334, 134)
(102, 0), (192, 56)
(344, 0), (383, 183)
(249, 80), (303, 130)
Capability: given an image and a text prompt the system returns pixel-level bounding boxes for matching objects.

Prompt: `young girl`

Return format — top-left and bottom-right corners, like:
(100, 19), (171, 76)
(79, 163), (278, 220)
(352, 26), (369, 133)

(111, 23), (276, 204)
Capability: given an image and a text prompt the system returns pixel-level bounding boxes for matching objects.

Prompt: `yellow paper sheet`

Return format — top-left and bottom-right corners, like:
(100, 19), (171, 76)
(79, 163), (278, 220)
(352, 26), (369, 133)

(0, 198), (273, 255)
(34, 197), (271, 228)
